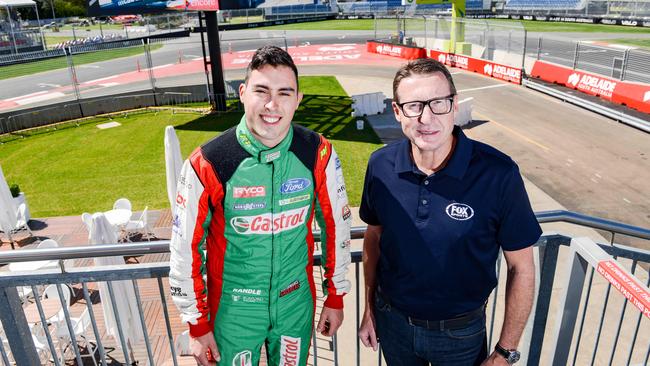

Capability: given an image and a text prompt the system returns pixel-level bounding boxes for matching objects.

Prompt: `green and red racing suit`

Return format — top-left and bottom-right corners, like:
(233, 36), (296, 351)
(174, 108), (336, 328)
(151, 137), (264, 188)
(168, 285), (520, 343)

(169, 117), (352, 365)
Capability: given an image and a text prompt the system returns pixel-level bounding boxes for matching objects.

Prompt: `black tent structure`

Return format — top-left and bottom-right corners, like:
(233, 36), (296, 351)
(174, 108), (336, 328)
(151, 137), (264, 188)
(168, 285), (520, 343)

(0, 0), (45, 55)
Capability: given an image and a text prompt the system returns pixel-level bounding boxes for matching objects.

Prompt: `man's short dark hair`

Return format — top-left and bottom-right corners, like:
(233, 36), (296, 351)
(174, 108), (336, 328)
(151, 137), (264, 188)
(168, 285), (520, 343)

(245, 45), (299, 88)
(392, 58), (457, 103)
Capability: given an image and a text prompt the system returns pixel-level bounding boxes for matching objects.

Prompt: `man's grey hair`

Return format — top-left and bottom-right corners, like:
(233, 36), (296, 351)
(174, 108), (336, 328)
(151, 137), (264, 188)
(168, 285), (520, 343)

(392, 58), (457, 103)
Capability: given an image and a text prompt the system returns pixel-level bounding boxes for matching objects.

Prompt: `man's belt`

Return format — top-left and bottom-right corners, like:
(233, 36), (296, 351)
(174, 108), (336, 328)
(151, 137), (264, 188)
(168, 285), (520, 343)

(377, 287), (485, 331)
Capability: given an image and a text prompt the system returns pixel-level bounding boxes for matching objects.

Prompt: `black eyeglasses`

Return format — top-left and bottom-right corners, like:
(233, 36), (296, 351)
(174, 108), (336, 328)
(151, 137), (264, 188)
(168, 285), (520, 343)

(396, 95), (455, 117)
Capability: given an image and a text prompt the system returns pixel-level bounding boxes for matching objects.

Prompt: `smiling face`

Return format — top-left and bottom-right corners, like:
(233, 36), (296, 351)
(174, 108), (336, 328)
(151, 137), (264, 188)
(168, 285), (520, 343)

(392, 71), (457, 160)
(239, 64), (303, 148)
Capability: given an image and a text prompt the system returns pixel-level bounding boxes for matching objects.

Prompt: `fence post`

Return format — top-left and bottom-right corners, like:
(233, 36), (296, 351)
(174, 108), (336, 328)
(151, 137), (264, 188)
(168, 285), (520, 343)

(507, 29), (512, 54)
(374, 14), (377, 40)
(143, 39), (158, 106)
(537, 36), (542, 60)
(0, 286), (41, 364)
(423, 15), (427, 50)
(621, 48), (630, 81)
(65, 47), (84, 118)
(521, 29), (528, 76)
(572, 41), (580, 70)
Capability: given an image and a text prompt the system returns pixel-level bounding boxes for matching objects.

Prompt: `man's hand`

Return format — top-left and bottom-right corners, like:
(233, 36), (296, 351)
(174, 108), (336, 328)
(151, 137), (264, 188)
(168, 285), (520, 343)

(191, 332), (220, 366)
(317, 306), (344, 336)
(480, 351), (509, 366)
(358, 308), (378, 351)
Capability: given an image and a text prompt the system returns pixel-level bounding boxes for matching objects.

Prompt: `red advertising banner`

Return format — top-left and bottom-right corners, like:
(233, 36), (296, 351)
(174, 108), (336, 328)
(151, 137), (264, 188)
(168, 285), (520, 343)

(367, 41), (427, 60)
(597, 260), (650, 319)
(530, 60), (650, 114)
(428, 49), (523, 85)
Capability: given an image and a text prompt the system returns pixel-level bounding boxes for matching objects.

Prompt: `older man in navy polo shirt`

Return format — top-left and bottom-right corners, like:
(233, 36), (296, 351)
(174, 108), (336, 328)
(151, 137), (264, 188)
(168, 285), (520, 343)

(358, 58), (542, 366)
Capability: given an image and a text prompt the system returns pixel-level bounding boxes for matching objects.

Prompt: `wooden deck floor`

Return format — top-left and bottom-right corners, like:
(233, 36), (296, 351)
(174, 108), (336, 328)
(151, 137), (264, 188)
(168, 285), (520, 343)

(2, 209), (339, 365)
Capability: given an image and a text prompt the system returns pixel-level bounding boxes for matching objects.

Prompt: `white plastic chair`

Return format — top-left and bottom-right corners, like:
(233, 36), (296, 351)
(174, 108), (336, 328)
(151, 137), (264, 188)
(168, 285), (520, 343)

(3, 203), (33, 249)
(113, 198), (132, 211)
(37, 239), (59, 249)
(55, 308), (98, 366)
(81, 213), (92, 231)
(123, 207), (154, 242)
(42, 284), (72, 325)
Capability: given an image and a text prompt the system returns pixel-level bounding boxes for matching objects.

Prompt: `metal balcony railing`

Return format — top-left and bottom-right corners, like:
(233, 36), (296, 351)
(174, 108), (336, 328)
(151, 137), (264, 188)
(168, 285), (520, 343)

(0, 211), (649, 365)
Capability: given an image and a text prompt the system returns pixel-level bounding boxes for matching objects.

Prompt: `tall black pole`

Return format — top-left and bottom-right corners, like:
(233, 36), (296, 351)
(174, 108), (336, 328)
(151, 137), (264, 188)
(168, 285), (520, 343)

(204, 11), (227, 112)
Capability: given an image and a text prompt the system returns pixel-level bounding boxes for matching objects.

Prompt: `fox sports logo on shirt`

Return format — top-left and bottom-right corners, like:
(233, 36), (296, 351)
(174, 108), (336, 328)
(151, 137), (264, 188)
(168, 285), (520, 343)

(445, 203), (474, 221)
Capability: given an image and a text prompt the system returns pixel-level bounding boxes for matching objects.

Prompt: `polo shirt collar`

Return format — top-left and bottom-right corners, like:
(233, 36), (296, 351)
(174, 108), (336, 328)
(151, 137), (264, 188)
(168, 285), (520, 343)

(394, 126), (472, 179)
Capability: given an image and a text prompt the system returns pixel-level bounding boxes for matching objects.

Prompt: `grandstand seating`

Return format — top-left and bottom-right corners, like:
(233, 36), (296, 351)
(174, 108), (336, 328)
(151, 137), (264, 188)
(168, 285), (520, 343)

(505, 0), (586, 10)
(338, 0), (485, 14)
(269, 3), (331, 13)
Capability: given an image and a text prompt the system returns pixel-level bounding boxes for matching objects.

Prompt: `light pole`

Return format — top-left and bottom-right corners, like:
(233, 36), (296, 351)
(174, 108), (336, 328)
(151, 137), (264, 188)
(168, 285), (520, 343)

(48, 0), (58, 31)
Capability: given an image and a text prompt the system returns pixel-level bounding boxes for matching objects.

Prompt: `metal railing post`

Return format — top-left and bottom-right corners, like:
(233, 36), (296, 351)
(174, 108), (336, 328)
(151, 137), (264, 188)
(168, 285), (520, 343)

(537, 36), (542, 60)
(547, 244), (589, 366)
(0, 287), (41, 364)
(572, 41), (580, 70)
(526, 234), (568, 365)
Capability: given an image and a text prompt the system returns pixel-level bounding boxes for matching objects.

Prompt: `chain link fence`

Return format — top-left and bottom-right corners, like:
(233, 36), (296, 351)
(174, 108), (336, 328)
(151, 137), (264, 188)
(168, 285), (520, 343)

(525, 34), (650, 84)
(373, 16), (527, 68)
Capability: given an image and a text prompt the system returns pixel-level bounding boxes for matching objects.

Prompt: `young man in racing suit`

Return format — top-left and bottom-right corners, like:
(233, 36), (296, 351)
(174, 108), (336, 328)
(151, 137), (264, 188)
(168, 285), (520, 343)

(169, 45), (352, 366)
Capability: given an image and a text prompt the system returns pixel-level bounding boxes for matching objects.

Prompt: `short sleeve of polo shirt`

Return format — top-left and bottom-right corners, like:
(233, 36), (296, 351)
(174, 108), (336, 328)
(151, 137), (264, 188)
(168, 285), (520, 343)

(359, 160), (380, 226)
(497, 165), (542, 251)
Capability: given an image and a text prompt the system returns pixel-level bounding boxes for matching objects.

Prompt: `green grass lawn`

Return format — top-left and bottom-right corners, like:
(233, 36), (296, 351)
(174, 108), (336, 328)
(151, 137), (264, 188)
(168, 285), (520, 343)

(259, 17), (650, 33)
(55, 23), (124, 31)
(489, 19), (650, 33)
(0, 76), (383, 217)
(599, 38), (650, 50)
(0, 44), (163, 81)
(44, 35), (76, 48)
(260, 19), (375, 30)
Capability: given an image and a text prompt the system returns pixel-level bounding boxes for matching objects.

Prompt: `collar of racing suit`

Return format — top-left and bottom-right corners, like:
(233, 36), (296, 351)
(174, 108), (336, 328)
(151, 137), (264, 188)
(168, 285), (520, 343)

(235, 115), (293, 164)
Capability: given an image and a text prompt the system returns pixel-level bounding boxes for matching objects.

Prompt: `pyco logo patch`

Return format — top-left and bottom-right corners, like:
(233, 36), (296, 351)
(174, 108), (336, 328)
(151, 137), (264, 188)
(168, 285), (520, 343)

(280, 178), (311, 194)
(445, 203), (474, 221)
(233, 186), (265, 198)
(232, 350), (252, 366)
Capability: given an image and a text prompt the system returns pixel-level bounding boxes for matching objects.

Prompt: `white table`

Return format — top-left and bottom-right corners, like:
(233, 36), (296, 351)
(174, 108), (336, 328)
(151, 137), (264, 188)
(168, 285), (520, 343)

(104, 209), (132, 227)
(24, 297), (62, 324)
(9, 260), (58, 272)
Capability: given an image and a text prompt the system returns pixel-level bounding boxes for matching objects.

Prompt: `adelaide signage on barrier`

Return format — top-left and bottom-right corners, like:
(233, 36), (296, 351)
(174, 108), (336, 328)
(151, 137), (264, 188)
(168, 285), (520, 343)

(429, 49), (522, 84)
(367, 41), (427, 60)
(530, 60), (650, 113)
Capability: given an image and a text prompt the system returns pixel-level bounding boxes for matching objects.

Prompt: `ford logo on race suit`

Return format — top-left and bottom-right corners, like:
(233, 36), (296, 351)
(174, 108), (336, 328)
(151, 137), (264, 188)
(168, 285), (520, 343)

(280, 178), (311, 194)
(445, 203), (474, 221)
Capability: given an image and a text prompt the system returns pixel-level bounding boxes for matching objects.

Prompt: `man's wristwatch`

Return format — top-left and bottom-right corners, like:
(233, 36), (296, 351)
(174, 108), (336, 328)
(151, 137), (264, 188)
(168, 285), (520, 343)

(494, 343), (521, 364)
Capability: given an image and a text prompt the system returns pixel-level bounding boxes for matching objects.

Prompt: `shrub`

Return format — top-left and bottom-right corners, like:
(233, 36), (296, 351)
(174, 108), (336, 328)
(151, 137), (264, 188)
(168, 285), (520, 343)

(9, 184), (20, 198)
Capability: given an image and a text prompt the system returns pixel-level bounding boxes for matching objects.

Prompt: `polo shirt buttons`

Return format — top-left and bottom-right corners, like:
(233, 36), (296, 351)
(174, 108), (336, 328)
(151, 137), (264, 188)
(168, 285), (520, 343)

(424, 180), (429, 185)
(422, 199), (428, 205)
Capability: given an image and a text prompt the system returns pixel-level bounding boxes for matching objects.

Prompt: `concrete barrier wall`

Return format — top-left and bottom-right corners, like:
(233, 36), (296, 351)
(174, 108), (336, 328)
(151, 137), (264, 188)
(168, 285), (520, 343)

(0, 85), (209, 134)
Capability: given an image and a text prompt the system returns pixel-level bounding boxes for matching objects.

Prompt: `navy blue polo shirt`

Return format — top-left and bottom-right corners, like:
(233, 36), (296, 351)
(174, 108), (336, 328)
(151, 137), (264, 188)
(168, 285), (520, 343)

(360, 126), (542, 321)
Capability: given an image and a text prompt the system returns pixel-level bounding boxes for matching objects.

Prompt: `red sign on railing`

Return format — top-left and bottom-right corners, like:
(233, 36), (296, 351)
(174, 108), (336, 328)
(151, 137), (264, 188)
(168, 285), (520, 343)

(597, 260), (650, 319)
(366, 41), (427, 60)
(530, 61), (650, 114)
(429, 49), (523, 85)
